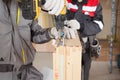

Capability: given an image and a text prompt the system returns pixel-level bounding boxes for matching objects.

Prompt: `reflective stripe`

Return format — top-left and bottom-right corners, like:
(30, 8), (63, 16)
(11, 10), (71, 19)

(22, 48), (26, 64)
(16, 7), (20, 26)
(94, 20), (103, 30)
(82, 6), (97, 12)
(67, 2), (78, 10)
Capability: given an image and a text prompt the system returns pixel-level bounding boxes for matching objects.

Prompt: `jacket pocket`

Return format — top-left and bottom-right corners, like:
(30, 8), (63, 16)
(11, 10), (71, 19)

(0, 72), (13, 80)
(0, 31), (12, 63)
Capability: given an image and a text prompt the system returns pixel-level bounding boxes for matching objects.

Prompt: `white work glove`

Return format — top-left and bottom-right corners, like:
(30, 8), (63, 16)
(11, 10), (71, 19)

(50, 27), (59, 39)
(65, 19), (80, 29)
(64, 27), (76, 39)
(50, 19), (80, 39)
(50, 27), (75, 39)
(64, 19), (80, 39)
(41, 0), (65, 16)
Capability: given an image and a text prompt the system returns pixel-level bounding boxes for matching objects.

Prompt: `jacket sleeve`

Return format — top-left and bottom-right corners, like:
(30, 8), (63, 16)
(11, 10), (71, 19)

(30, 20), (52, 44)
(76, 4), (104, 37)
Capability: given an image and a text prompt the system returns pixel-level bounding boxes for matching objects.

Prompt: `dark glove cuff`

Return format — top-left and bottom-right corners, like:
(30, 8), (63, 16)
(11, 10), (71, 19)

(77, 23), (84, 32)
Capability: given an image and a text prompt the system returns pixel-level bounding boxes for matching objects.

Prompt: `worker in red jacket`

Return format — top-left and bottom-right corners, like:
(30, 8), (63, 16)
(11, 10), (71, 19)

(66, 0), (104, 80)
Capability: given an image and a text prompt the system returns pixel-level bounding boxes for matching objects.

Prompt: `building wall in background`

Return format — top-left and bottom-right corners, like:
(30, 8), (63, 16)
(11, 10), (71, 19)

(115, 0), (120, 51)
(97, 0), (112, 39)
(115, 0), (120, 40)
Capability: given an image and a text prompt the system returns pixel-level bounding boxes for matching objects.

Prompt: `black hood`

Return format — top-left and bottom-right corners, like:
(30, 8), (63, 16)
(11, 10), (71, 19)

(72, 0), (88, 4)
(72, 0), (78, 4)
(82, 0), (88, 4)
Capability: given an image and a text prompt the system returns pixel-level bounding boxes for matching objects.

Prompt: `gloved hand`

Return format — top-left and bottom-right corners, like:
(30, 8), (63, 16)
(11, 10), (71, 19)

(50, 26), (76, 39)
(41, 0), (65, 16)
(63, 19), (80, 39)
(50, 27), (59, 39)
(50, 19), (80, 39)
(65, 19), (80, 29)
(64, 26), (76, 39)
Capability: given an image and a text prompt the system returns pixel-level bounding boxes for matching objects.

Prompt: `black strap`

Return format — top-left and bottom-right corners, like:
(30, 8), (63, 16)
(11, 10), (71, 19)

(0, 64), (14, 72)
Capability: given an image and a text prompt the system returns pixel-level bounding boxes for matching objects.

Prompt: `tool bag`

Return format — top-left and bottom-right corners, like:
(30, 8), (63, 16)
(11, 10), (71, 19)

(20, 0), (41, 20)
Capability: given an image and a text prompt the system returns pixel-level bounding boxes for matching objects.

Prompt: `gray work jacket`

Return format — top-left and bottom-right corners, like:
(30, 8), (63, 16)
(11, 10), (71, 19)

(0, 0), (52, 69)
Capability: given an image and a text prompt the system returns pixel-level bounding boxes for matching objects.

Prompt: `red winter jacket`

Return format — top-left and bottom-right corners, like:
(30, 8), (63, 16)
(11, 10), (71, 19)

(82, 0), (99, 17)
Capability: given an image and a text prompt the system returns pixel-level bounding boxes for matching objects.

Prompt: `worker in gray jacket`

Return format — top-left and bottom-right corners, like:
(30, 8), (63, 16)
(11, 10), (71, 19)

(0, 0), (79, 80)
(66, 0), (104, 80)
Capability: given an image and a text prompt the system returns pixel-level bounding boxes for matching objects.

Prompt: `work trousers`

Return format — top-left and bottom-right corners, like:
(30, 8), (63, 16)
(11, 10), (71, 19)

(82, 53), (92, 80)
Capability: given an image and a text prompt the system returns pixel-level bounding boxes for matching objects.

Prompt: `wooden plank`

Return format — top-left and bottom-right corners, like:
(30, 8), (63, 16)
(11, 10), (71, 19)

(32, 40), (55, 53)
(55, 31), (81, 47)
(33, 31), (80, 53)
(33, 31), (82, 80)
(53, 46), (82, 80)
(34, 6), (82, 80)
(71, 47), (81, 80)
(66, 47), (73, 80)
(53, 46), (66, 80)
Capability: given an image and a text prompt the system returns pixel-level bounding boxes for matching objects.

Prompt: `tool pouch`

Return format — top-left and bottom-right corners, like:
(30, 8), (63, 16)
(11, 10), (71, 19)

(90, 38), (101, 58)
